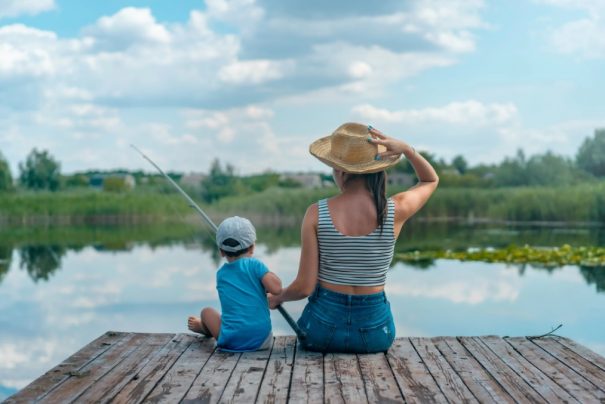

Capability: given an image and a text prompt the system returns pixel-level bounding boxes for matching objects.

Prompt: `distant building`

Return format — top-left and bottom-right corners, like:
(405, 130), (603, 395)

(387, 172), (415, 187)
(280, 173), (323, 188)
(89, 174), (136, 191)
(180, 173), (206, 189)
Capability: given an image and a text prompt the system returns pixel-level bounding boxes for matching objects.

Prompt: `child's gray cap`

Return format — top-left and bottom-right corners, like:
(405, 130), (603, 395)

(216, 216), (257, 252)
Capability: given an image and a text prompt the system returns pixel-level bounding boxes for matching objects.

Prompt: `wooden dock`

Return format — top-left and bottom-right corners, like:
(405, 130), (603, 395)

(6, 332), (605, 403)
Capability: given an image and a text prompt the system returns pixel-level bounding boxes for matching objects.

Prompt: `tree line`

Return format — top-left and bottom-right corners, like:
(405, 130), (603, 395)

(1, 128), (604, 194)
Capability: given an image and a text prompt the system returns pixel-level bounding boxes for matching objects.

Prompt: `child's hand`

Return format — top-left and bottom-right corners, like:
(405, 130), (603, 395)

(267, 292), (283, 309)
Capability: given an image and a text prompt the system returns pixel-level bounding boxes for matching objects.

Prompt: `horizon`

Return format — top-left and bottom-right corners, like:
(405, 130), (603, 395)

(1, 1), (604, 175)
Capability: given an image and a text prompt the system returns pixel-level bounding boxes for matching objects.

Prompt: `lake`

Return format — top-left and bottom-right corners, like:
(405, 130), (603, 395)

(1, 221), (604, 399)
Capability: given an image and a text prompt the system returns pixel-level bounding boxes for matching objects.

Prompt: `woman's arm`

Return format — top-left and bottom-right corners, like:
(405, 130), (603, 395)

(268, 203), (319, 309)
(369, 127), (439, 237)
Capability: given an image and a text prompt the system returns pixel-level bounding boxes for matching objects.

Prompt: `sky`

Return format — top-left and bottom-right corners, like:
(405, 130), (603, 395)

(0, 0), (604, 175)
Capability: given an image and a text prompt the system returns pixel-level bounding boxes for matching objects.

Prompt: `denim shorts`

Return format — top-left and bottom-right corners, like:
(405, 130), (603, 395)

(297, 285), (396, 353)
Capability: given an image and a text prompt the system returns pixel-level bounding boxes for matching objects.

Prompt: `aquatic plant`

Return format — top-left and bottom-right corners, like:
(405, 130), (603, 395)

(397, 244), (605, 268)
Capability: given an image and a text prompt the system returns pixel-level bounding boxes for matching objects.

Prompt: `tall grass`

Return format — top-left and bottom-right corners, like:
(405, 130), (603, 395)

(1, 183), (605, 224)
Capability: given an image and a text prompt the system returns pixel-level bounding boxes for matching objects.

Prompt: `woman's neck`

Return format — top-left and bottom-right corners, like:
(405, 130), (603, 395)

(341, 177), (368, 195)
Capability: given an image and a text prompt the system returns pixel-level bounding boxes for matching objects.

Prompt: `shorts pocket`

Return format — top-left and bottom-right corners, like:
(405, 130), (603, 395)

(300, 312), (337, 352)
(359, 319), (395, 353)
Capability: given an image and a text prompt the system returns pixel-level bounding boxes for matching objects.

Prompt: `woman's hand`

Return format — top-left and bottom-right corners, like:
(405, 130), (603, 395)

(267, 292), (283, 310)
(368, 126), (414, 160)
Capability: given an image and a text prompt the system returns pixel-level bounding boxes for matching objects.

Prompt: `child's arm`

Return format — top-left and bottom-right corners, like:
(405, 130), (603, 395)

(262, 272), (282, 295)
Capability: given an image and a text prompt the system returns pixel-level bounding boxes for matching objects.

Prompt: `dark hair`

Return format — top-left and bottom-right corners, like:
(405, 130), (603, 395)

(345, 171), (387, 231)
(220, 237), (252, 257)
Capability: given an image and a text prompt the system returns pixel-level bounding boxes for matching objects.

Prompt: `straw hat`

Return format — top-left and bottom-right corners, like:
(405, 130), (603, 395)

(309, 122), (401, 174)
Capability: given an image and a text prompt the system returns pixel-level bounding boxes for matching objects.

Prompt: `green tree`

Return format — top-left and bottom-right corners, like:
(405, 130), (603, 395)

(452, 155), (468, 175)
(576, 129), (605, 177)
(493, 149), (527, 186)
(200, 159), (243, 203)
(0, 152), (13, 191)
(525, 152), (579, 186)
(19, 149), (61, 191)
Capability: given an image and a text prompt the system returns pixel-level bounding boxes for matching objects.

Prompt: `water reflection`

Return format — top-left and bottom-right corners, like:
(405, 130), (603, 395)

(1, 222), (605, 291)
(1, 223), (604, 398)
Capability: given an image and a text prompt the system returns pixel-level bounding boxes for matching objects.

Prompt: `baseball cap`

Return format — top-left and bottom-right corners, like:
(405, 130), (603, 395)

(216, 216), (257, 252)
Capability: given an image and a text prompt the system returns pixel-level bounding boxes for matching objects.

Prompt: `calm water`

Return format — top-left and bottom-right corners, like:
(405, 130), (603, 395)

(1, 222), (605, 399)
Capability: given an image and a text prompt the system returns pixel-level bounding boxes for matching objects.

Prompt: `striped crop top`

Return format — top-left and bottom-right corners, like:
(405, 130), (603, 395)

(317, 198), (396, 287)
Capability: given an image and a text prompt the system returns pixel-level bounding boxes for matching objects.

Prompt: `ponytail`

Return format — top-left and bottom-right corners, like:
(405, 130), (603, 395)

(365, 172), (387, 232)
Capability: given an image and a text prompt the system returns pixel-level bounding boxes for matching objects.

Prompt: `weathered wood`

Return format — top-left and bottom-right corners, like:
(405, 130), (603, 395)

(506, 337), (605, 403)
(288, 344), (324, 403)
(10, 334), (605, 403)
(77, 333), (175, 403)
(256, 336), (296, 404)
(386, 337), (448, 403)
(554, 337), (605, 373)
(38, 333), (149, 403)
(357, 353), (404, 403)
(432, 337), (515, 403)
(532, 337), (605, 393)
(412, 337), (478, 403)
(478, 336), (578, 403)
(108, 334), (198, 404)
(458, 336), (546, 403)
(180, 349), (241, 403)
(5, 331), (128, 404)
(219, 342), (274, 403)
(324, 353), (368, 404)
(143, 337), (215, 403)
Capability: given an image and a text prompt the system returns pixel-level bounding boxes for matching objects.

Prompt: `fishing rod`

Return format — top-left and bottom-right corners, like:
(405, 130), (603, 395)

(131, 145), (306, 341)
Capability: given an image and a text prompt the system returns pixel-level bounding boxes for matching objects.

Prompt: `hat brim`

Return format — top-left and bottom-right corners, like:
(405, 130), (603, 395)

(309, 135), (402, 174)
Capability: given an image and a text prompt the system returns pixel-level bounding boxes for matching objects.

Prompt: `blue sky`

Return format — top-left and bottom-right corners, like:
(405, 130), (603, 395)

(0, 0), (603, 174)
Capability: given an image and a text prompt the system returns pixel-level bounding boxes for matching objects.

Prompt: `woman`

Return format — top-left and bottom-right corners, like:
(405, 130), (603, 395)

(268, 122), (439, 353)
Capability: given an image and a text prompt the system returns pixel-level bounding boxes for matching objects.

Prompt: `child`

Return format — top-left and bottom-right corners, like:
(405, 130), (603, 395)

(187, 216), (282, 351)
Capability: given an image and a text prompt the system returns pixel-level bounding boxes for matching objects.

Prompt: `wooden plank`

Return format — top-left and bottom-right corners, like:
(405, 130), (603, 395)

(5, 331), (129, 403)
(256, 336), (296, 404)
(554, 337), (605, 372)
(478, 336), (578, 403)
(432, 337), (515, 403)
(288, 345), (324, 403)
(218, 342), (274, 403)
(323, 353), (368, 404)
(38, 333), (150, 403)
(532, 337), (605, 393)
(386, 337), (448, 403)
(506, 337), (605, 403)
(180, 349), (241, 403)
(76, 333), (176, 403)
(357, 353), (403, 403)
(411, 337), (478, 403)
(108, 333), (196, 403)
(143, 337), (216, 403)
(458, 337), (546, 403)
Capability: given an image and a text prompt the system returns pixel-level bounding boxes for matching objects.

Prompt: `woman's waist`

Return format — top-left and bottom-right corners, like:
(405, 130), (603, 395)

(318, 280), (384, 297)
(312, 283), (387, 306)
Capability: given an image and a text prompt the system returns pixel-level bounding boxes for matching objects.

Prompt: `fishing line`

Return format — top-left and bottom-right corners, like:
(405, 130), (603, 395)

(131, 145), (306, 341)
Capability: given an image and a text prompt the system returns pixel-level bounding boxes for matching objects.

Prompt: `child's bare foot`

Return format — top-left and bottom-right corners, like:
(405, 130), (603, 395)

(188, 316), (211, 337)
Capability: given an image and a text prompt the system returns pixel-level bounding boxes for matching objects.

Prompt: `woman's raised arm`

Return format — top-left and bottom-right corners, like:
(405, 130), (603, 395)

(368, 127), (439, 237)
(268, 203), (319, 308)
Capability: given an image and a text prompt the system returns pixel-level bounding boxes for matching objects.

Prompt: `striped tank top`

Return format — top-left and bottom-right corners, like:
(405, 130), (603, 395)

(317, 198), (396, 287)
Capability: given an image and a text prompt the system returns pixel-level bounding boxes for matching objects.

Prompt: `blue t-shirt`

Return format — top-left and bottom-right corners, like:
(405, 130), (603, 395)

(216, 257), (271, 351)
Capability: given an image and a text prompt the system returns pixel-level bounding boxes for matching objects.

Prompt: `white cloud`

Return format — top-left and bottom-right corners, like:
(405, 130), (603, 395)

(352, 100), (518, 126)
(218, 60), (288, 85)
(539, 0), (605, 58)
(83, 7), (171, 51)
(0, 0), (54, 19)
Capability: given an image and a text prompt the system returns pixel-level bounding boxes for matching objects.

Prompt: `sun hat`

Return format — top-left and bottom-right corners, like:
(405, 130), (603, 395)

(216, 216), (257, 252)
(309, 122), (401, 174)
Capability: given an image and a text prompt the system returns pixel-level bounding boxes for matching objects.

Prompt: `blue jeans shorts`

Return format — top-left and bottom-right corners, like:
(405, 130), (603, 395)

(297, 285), (396, 353)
